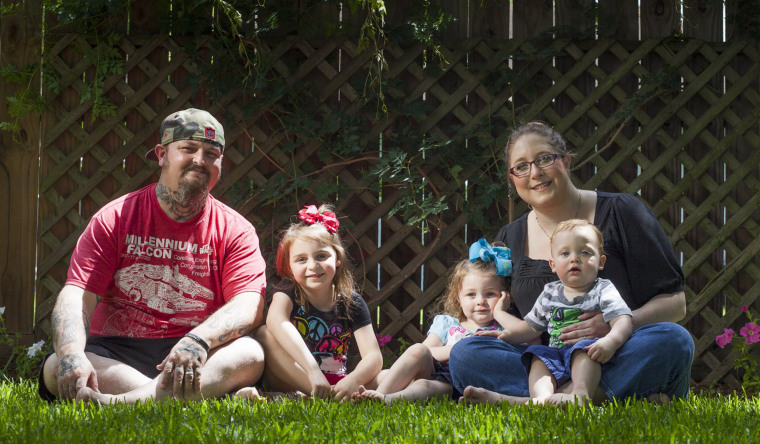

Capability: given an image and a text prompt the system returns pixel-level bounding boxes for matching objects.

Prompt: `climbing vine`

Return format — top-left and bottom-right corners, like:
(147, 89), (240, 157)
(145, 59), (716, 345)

(1, 0), (759, 236)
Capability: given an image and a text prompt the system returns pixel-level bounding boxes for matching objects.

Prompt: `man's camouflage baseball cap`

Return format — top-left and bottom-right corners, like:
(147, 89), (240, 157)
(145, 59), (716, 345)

(146, 108), (225, 161)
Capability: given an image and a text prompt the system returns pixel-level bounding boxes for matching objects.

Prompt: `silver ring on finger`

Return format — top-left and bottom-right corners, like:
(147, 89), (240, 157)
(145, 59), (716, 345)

(186, 372), (194, 380)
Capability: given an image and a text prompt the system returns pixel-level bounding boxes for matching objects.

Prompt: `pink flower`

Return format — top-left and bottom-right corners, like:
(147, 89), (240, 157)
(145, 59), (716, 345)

(740, 322), (760, 345)
(716, 328), (734, 348)
(742, 305), (749, 312)
(375, 333), (392, 347)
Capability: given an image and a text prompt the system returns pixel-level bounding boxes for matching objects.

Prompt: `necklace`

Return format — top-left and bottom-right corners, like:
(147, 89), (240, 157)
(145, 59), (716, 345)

(535, 190), (582, 239)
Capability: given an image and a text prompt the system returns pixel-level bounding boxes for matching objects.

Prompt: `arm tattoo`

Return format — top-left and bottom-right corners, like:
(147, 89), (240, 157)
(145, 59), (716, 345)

(82, 310), (91, 335)
(199, 302), (253, 345)
(52, 305), (86, 349)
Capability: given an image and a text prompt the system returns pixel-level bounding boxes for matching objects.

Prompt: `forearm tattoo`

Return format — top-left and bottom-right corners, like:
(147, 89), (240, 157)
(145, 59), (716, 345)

(51, 306), (86, 349)
(57, 353), (86, 377)
(203, 303), (252, 345)
(82, 310), (91, 335)
(155, 181), (207, 221)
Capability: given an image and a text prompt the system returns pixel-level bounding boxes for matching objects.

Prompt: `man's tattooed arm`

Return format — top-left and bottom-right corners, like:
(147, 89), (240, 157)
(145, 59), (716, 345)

(191, 292), (264, 350)
(52, 286), (95, 355)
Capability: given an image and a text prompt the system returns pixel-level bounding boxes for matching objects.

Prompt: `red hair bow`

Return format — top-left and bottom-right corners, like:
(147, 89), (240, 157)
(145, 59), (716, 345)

(298, 205), (339, 234)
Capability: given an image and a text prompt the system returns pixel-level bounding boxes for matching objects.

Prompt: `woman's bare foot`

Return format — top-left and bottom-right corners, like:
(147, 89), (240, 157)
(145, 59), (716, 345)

(75, 387), (119, 405)
(525, 396), (550, 406)
(351, 385), (388, 404)
(647, 393), (671, 404)
(459, 386), (528, 404)
(545, 393), (591, 406)
(234, 386), (266, 402)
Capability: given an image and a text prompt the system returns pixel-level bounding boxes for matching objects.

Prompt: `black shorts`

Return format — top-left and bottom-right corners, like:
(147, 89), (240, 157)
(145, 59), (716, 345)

(38, 336), (181, 401)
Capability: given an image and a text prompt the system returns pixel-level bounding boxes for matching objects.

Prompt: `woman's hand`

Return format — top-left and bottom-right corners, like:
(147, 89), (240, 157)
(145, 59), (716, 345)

(558, 312), (611, 346)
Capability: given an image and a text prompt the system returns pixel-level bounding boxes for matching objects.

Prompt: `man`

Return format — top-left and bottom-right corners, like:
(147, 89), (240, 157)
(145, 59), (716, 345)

(40, 108), (266, 403)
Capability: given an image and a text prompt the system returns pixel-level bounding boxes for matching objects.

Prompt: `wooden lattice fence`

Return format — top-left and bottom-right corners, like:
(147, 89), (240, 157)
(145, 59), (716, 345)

(2, 0), (760, 390)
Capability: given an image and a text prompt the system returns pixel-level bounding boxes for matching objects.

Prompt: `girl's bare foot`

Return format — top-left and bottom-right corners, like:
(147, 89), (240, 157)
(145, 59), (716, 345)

(234, 386), (266, 402)
(351, 385), (388, 404)
(459, 386), (528, 404)
(261, 390), (307, 401)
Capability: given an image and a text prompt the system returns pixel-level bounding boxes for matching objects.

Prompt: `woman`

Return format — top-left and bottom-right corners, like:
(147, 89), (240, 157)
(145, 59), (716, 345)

(449, 122), (694, 403)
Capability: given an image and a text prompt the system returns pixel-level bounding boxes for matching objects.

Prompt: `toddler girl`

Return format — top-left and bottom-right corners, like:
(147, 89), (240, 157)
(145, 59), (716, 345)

(352, 239), (512, 403)
(256, 204), (382, 401)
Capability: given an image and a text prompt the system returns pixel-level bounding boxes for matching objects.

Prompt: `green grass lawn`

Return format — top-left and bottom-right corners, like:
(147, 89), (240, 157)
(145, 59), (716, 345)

(1, 380), (759, 443)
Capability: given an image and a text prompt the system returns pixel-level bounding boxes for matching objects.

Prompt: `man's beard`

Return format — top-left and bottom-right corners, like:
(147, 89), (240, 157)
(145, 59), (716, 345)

(162, 159), (212, 203)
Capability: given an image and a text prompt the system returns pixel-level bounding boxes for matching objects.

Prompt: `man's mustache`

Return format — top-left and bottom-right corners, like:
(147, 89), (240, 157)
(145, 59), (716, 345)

(183, 165), (209, 175)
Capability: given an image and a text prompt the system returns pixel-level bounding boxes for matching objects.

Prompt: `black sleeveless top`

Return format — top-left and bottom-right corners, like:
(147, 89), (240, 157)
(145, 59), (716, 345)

(495, 192), (685, 318)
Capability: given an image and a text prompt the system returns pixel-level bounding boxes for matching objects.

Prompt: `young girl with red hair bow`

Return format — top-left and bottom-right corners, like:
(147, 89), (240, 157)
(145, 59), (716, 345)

(253, 204), (382, 401)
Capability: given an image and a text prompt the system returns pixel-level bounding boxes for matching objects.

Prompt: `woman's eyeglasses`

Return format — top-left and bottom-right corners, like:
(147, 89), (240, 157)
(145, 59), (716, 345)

(509, 153), (565, 177)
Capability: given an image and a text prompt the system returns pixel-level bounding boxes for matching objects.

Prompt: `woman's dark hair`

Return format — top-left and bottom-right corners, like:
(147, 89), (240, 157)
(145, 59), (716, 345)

(504, 121), (572, 166)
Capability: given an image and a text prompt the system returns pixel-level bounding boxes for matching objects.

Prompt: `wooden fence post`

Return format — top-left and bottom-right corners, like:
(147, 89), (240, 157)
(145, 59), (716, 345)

(0, 0), (43, 343)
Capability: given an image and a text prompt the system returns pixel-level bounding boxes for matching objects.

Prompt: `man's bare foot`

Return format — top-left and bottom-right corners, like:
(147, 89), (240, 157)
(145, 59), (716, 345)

(351, 385), (388, 404)
(545, 393), (591, 406)
(75, 387), (119, 405)
(646, 393), (671, 404)
(234, 386), (266, 403)
(458, 386), (528, 404)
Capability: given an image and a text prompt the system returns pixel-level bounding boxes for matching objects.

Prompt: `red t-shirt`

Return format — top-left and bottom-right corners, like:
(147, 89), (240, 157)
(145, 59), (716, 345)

(66, 184), (267, 338)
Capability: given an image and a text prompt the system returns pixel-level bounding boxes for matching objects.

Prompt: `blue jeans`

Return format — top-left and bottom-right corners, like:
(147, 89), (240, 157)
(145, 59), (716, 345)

(449, 322), (694, 400)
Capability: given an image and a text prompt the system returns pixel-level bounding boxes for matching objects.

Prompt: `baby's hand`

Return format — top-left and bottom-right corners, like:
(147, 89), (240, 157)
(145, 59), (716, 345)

(585, 338), (616, 363)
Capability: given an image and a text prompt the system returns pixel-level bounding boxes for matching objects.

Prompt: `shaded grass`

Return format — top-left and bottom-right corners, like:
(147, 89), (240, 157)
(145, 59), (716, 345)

(2, 380), (759, 443)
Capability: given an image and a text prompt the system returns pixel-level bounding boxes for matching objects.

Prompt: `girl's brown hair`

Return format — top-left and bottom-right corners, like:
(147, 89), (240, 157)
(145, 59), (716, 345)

(440, 259), (511, 322)
(274, 203), (356, 319)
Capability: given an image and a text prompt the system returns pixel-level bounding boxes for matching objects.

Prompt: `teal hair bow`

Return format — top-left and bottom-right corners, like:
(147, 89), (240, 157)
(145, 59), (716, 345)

(469, 238), (513, 277)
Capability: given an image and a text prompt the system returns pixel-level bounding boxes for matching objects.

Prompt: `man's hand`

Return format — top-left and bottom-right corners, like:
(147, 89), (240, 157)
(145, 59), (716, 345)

(56, 351), (98, 400)
(558, 312), (610, 346)
(156, 337), (208, 399)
